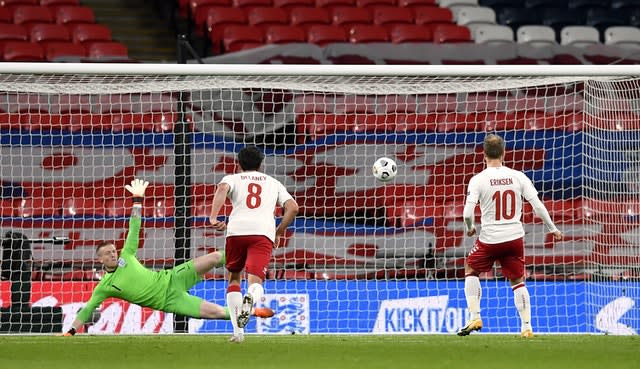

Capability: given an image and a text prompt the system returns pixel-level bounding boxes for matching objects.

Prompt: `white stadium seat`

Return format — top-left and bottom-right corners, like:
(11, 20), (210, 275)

(437, 0), (478, 6)
(473, 24), (514, 44)
(517, 25), (556, 47)
(456, 6), (496, 26)
(604, 26), (640, 48)
(560, 26), (600, 47)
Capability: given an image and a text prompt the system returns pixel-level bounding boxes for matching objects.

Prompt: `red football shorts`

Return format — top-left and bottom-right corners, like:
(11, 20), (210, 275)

(466, 237), (525, 280)
(225, 235), (273, 280)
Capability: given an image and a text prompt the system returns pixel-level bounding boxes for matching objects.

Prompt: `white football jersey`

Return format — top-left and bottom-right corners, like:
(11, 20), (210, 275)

(220, 171), (294, 242)
(465, 166), (539, 244)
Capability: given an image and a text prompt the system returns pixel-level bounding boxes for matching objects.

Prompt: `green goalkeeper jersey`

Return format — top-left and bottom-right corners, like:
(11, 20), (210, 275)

(75, 216), (172, 323)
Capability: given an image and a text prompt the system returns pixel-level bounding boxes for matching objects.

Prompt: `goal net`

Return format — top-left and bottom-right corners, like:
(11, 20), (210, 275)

(0, 65), (638, 335)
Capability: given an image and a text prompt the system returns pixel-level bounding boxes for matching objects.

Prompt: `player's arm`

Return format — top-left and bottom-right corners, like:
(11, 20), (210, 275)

(275, 185), (299, 247)
(209, 182), (231, 231)
(463, 177), (479, 237)
(522, 175), (563, 240)
(120, 178), (149, 256)
(62, 287), (107, 336)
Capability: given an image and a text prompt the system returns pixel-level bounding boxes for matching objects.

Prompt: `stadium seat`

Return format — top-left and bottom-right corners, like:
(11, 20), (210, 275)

(334, 94), (377, 113)
(432, 24), (471, 43)
(586, 8), (627, 34)
(44, 41), (85, 60)
(273, 0), (315, 10)
(12, 6), (54, 28)
(372, 6), (413, 30)
(568, 0), (609, 9)
(414, 6), (453, 26)
(560, 26), (600, 47)
(348, 24), (389, 43)
(265, 25), (306, 43)
(390, 24), (433, 42)
(498, 8), (539, 31)
(15, 197), (61, 217)
(61, 198), (105, 216)
(438, 0), (478, 8)
(472, 24), (513, 43)
(223, 25), (264, 52)
(190, 0), (232, 35)
(2, 40), (44, 61)
(356, 0), (395, 8)
(39, 0), (80, 5)
(307, 25), (348, 45)
(0, 0), (37, 11)
(542, 7), (585, 35)
(247, 7), (289, 29)
(316, 0), (356, 9)
(0, 7), (12, 22)
(397, 0), (436, 9)
(0, 24), (28, 44)
(29, 23), (69, 45)
(87, 41), (128, 59)
(290, 7), (331, 30)
(523, 0), (559, 8)
(54, 6), (95, 25)
(70, 24), (112, 44)
(232, 0), (273, 7)
(455, 6), (496, 28)
(611, 0), (640, 9)
(516, 25), (556, 46)
(604, 26), (640, 48)
(331, 7), (372, 29)
(206, 7), (247, 54)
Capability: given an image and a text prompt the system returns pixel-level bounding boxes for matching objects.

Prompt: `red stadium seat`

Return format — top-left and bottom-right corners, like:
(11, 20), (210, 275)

(433, 24), (471, 43)
(414, 6), (453, 26)
(273, 0), (314, 9)
(265, 25), (306, 43)
(206, 7), (247, 53)
(144, 198), (175, 218)
(316, 0), (355, 9)
(390, 24), (432, 42)
(397, 0), (436, 9)
(44, 41), (85, 60)
(0, 0), (37, 11)
(2, 40), (43, 60)
(290, 7), (331, 30)
(69, 23), (111, 44)
(190, 0), (233, 35)
(0, 7), (13, 22)
(247, 7), (288, 29)
(15, 197), (60, 217)
(331, 7), (372, 29)
(29, 23), (69, 44)
(356, 0), (395, 7)
(0, 24), (28, 43)
(372, 6), (413, 30)
(55, 6), (94, 25)
(12, 6), (54, 27)
(61, 198), (106, 216)
(39, 0), (79, 5)
(348, 24), (388, 43)
(306, 24), (347, 45)
(232, 0), (272, 7)
(296, 113), (355, 140)
(86, 41), (128, 59)
(223, 25), (264, 52)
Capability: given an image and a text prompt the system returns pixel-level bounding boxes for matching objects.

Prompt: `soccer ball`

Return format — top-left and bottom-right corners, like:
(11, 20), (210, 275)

(372, 157), (397, 182)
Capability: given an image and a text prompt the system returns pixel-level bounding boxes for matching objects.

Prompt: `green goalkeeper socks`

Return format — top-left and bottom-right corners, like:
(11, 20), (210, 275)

(223, 306), (231, 320)
(218, 251), (226, 268)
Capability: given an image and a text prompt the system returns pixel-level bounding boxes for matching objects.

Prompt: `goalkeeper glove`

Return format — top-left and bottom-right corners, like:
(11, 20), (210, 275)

(125, 178), (149, 204)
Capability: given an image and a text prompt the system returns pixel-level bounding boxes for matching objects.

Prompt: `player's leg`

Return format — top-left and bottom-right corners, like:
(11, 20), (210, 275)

(225, 236), (247, 343)
(499, 238), (533, 337)
(192, 251), (225, 278)
(237, 236), (272, 329)
(458, 239), (494, 336)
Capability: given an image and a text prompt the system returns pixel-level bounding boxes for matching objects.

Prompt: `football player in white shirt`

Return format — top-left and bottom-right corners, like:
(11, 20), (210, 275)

(209, 146), (299, 343)
(457, 134), (563, 338)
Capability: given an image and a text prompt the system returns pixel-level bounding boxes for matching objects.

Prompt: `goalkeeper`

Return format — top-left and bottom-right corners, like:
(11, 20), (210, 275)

(62, 179), (273, 336)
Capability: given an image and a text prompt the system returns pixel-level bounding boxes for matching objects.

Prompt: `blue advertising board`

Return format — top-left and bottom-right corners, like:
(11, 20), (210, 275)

(190, 281), (639, 335)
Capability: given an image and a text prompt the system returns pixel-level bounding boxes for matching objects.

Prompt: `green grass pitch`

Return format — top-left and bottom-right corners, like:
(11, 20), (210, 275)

(0, 335), (638, 369)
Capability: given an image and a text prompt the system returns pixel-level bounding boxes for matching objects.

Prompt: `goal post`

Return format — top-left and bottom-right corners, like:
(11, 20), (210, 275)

(0, 64), (638, 335)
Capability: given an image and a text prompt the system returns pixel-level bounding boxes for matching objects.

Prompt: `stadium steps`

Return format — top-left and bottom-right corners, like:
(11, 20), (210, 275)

(80, 0), (177, 62)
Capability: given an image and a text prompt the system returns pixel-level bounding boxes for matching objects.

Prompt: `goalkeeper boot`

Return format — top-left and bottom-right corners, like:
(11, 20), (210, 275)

(252, 307), (275, 318)
(457, 318), (483, 336)
(229, 334), (244, 343)
(237, 294), (254, 328)
(521, 329), (534, 338)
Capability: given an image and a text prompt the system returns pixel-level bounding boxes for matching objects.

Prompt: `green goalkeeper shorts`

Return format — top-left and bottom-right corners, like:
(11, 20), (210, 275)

(165, 260), (205, 318)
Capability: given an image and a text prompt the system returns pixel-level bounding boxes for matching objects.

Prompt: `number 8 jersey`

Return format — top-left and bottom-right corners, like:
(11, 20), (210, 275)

(219, 171), (294, 242)
(465, 166), (539, 244)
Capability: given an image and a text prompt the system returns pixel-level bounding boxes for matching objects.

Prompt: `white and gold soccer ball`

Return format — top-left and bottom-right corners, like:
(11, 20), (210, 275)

(372, 157), (397, 182)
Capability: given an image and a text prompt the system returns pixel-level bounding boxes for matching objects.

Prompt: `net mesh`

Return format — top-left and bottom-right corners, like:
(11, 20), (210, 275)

(0, 72), (638, 335)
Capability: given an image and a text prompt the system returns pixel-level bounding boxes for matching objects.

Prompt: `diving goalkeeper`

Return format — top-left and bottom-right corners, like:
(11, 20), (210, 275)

(62, 179), (273, 336)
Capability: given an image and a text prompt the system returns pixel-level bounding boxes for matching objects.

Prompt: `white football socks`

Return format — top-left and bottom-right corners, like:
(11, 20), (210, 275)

(513, 283), (532, 331)
(464, 275), (482, 321)
(226, 288), (243, 336)
(247, 283), (264, 305)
